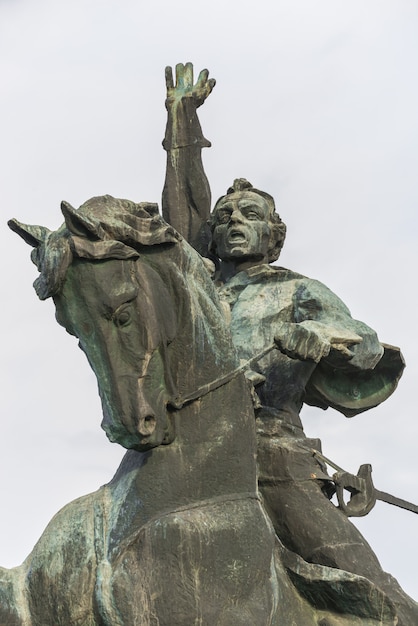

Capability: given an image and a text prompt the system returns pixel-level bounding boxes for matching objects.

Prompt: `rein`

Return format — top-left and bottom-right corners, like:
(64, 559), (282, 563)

(169, 342), (278, 409)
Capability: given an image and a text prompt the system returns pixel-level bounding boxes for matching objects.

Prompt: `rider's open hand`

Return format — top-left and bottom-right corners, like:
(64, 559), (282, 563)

(274, 321), (363, 364)
(165, 62), (216, 109)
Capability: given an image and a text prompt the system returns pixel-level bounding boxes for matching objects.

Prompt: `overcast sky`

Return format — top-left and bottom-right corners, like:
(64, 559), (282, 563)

(1, 0), (417, 600)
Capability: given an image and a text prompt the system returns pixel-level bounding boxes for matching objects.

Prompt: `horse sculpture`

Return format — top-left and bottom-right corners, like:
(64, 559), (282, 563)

(2, 195), (398, 625)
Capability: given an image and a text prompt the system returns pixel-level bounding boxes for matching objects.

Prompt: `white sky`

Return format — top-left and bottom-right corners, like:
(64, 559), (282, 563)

(1, 0), (417, 600)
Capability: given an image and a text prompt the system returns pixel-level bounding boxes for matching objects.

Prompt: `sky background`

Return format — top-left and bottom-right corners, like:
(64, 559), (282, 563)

(1, 0), (417, 600)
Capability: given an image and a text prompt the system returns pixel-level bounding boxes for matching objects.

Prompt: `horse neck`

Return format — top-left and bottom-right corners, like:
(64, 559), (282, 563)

(174, 373), (258, 495)
(108, 374), (258, 533)
(106, 248), (258, 538)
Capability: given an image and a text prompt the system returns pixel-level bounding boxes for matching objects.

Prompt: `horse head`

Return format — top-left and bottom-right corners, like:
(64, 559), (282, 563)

(9, 195), (237, 452)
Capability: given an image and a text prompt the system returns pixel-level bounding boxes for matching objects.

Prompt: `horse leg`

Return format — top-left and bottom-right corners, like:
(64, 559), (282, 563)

(0, 489), (111, 626)
(0, 565), (29, 626)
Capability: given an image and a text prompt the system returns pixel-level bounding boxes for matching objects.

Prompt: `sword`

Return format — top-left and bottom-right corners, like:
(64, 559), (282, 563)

(311, 449), (418, 517)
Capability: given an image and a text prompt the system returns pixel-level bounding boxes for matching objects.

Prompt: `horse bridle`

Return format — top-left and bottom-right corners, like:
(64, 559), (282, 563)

(168, 342), (278, 410)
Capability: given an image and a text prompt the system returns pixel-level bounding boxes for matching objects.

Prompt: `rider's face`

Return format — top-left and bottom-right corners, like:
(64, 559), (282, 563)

(212, 192), (271, 263)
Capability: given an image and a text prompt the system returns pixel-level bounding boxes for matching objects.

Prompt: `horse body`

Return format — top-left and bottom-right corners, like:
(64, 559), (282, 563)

(2, 197), (397, 625)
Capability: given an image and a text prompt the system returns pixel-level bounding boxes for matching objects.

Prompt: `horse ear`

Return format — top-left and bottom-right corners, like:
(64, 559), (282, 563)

(8, 218), (50, 247)
(61, 200), (99, 238)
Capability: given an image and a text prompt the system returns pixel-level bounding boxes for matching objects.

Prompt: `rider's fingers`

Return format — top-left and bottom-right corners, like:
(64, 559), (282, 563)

(196, 70), (216, 96)
(197, 68), (209, 87)
(329, 332), (362, 346)
(304, 332), (330, 362)
(184, 62), (193, 88)
(165, 66), (174, 91)
(331, 343), (356, 359)
(175, 63), (185, 87)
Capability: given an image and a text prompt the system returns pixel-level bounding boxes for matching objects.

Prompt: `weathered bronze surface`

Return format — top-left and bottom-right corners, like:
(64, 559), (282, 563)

(1, 63), (416, 625)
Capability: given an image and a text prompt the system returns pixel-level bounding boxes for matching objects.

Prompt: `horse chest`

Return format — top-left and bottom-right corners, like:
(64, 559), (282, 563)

(105, 498), (278, 626)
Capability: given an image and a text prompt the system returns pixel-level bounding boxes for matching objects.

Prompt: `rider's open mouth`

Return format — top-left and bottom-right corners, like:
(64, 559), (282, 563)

(228, 230), (246, 243)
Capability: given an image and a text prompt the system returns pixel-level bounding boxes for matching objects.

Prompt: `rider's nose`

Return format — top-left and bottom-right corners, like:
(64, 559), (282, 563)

(230, 208), (244, 223)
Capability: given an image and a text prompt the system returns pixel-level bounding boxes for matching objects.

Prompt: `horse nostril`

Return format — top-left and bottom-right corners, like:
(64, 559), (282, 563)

(138, 414), (156, 436)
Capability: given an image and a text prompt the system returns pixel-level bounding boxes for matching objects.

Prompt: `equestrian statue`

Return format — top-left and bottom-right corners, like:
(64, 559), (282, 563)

(1, 63), (416, 625)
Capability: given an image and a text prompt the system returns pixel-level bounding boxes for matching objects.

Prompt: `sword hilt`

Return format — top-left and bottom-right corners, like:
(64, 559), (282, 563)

(333, 464), (377, 517)
(311, 449), (418, 517)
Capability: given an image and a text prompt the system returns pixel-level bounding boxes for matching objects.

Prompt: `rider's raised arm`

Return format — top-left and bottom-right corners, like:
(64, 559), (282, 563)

(162, 63), (215, 255)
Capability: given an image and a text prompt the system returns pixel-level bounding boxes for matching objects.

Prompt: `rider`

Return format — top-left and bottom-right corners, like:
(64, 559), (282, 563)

(161, 63), (416, 624)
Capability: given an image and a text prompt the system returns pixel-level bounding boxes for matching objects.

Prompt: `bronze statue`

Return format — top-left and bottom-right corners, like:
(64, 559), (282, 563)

(1, 63), (416, 624)
(3, 195), (401, 625)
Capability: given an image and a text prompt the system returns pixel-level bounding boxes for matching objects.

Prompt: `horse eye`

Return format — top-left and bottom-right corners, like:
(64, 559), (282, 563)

(114, 307), (132, 328)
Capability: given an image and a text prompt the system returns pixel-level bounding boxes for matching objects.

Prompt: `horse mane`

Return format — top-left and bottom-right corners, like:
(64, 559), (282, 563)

(9, 194), (238, 383)
(9, 195), (182, 300)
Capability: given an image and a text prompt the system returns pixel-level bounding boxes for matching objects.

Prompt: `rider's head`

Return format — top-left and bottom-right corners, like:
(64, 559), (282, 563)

(209, 179), (286, 265)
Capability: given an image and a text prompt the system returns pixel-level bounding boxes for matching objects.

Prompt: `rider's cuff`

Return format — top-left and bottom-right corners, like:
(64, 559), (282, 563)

(163, 100), (211, 150)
